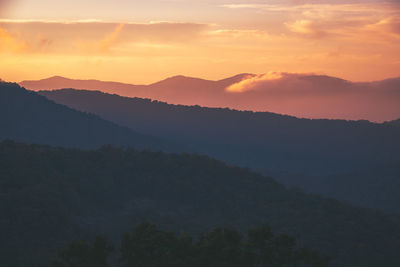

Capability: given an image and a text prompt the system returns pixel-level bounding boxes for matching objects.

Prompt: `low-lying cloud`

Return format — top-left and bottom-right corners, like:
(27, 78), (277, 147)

(285, 20), (328, 38)
(222, 72), (400, 121)
(225, 72), (355, 95)
(226, 72), (284, 92)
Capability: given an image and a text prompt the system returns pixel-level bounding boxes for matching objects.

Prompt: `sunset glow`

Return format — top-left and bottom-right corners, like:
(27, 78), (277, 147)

(0, 0), (399, 84)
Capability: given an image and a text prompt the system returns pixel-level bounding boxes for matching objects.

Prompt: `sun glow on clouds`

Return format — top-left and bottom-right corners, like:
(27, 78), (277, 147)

(0, 0), (399, 83)
(226, 72), (283, 92)
(76, 23), (125, 53)
(0, 26), (27, 52)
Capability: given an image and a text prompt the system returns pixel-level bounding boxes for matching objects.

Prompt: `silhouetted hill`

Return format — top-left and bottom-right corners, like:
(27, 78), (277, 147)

(299, 161), (400, 214)
(39, 89), (400, 213)
(20, 76), (145, 96)
(20, 74), (252, 95)
(22, 73), (400, 121)
(386, 118), (400, 126)
(0, 82), (173, 150)
(21, 74), (252, 108)
(2, 141), (400, 267)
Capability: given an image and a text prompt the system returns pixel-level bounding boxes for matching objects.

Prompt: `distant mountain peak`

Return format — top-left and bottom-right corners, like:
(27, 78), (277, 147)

(298, 74), (350, 83)
(40, 75), (71, 81)
(169, 75), (189, 79)
(49, 75), (67, 79)
(222, 73), (256, 80)
(154, 75), (211, 84)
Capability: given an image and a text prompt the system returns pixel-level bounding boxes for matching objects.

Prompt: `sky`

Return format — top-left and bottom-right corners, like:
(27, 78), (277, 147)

(0, 0), (400, 83)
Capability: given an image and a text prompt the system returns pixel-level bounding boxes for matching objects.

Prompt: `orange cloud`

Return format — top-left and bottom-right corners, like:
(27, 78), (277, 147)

(365, 16), (400, 38)
(0, 21), (209, 54)
(224, 2), (400, 41)
(224, 72), (360, 96)
(98, 23), (124, 52)
(285, 20), (327, 38)
(0, 10), (399, 85)
(0, 26), (27, 53)
(226, 72), (283, 92)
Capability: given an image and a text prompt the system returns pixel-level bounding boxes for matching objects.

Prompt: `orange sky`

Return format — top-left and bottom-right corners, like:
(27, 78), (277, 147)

(0, 0), (400, 83)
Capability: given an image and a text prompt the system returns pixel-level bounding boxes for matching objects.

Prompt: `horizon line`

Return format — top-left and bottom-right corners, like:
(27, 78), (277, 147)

(15, 72), (400, 86)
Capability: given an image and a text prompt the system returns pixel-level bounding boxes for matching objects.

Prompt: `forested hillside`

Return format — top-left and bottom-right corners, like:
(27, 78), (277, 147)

(39, 89), (400, 213)
(0, 82), (174, 151)
(1, 141), (400, 267)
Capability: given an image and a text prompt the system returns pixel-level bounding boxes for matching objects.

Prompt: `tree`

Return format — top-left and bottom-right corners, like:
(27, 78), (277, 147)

(119, 222), (183, 267)
(45, 235), (113, 267)
(42, 223), (329, 267)
(247, 223), (330, 267)
(196, 227), (249, 267)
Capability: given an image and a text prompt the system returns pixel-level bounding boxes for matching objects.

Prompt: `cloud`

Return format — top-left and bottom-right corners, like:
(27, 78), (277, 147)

(208, 29), (271, 40)
(74, 23), (126, 53)
(223, 72), (400, 122)
(98, 23), (124, 52)
(0, 0), (8, 7)
(365, 16), (400, 37)
(0, 20), (210, 54)
(0, 0), (11, 15)
(0, 26), (27, 53)
(222, 2), (392, 12)
(226, 72), (285, 92)
(285, 20), (327, 38)
(225, 72), (354, 94)
(276, 2), (400, 40)
(223, 2), (400, 41)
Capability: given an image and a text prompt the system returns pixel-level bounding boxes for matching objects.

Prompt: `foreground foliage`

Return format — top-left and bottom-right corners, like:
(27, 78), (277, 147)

(1, 141), (400, 266)
(43, 222), (329, 267)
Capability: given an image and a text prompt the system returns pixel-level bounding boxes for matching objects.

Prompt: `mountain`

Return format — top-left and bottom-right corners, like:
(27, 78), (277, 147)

(20, 76), (145, 96)
(0, 82), (174, 151)
(20, 74), (253, 109)
(299, 161), (400, 214)
(39, 89), (400, 213)
(2, 141), (400, 267)
(386, 118), (400, 126)
(20, 74), (253, 95)
(21, 73), (400, 122)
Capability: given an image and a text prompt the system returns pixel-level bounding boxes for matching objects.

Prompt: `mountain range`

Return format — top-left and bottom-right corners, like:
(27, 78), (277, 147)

(21, 73), (400, 122)
(4, 80), (400, 213)
(39, 88), (400, 213)
(2, 79), (400, 266)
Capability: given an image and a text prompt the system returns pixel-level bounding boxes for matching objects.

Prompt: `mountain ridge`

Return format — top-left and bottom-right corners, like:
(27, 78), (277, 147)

(38, 88), (400, 214)
(20, 73), (400, 122)
(21, 73), (400, 88)
(0, 82), (177, 151)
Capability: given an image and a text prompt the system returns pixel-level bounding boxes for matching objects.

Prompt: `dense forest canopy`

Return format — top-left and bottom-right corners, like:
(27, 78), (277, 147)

(41, 222), (329, 267)
(1, 141), (400, 267)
